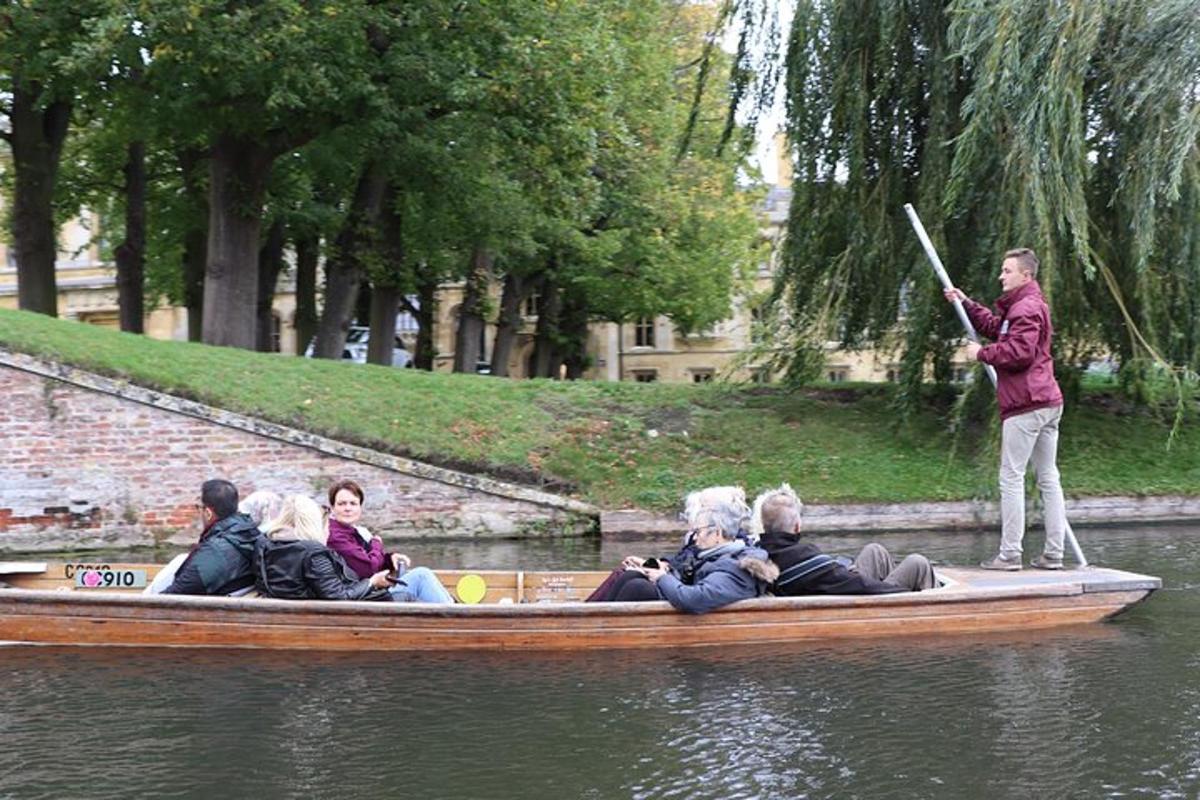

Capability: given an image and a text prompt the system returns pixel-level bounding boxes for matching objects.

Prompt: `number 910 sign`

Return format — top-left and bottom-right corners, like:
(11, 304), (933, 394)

(74, 569), (148, 589)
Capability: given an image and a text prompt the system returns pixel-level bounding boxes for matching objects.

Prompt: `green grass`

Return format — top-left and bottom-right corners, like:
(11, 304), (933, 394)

(2, 308), (1197, 510)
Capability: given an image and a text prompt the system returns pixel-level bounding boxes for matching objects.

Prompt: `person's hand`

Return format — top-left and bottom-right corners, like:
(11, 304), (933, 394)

(641, 564), (670, 583)
(621, 556), (645, 571)
(391, 553), (411, 571)
(369, 570), (393, 589)
(943, 287), (966, 303)
(965, 341), (982, 361)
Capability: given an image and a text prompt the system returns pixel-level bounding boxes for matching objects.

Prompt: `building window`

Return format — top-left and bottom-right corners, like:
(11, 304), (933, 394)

(827, 369), (848, 383)
(634, 317), (655, 348)
(523, 292), (541, 318)
(270, 314), (282, 353)
(751, 368), (770, 384)
(886, 368), (899, 383)
(953, 367), (969, 383)
(632, 370), (658, 383)
(691, 370), (714, 384)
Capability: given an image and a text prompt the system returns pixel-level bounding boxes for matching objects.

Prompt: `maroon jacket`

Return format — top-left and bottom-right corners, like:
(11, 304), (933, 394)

(963, 280), (1063, 419)
(325, 519), (388, 579)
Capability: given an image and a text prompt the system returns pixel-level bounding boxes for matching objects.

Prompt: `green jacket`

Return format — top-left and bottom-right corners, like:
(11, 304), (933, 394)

(164, 513), (263, 595)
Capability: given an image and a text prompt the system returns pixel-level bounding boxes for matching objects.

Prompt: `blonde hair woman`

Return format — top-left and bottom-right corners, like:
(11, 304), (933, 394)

(252, 495), (396, 601)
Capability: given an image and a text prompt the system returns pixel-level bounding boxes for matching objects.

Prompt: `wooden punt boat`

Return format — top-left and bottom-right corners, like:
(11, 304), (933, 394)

(0, 560), (1160, 651)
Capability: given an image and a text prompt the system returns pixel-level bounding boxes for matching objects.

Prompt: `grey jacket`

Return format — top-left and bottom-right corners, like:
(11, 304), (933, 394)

(656, 544), (779, 614)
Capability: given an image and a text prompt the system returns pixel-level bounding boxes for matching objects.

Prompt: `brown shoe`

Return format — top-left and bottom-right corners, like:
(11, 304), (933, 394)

(979, 554), (1022, 571)
(1030, 554), (1064, 570)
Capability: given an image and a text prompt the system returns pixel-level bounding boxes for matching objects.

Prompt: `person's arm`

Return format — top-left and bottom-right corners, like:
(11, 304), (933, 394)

(304, 551), (382, 601)
(946, 288), (1002, 341)
(961, 298), (1003, 340)
(977, 310), (1040, 371)
(325, 526), (383, 579)
(653, 569), (754, 614)
(162, 554), (205, 595)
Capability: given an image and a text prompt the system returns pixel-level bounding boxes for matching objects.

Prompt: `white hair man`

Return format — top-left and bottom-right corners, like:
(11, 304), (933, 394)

(755, 484), (936, 594)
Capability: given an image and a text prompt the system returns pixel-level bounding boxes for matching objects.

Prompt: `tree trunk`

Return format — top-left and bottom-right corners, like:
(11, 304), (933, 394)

(490, 271), (532, 377)
(255, 219), (286, 352)
(114, 141), (147, 333)
(452, 247), (491, 373)
(559, 287), (591, 380)
(402, 267), (438, 370)
(202, 135), (274, 349)
(293, 232), (320, 355)
(367, 284), (400, 366)
(531, 277), (563, 378)
(313, 162), (387, 359)
(178, 148), (208, 342)
(8, 83), (71, 316)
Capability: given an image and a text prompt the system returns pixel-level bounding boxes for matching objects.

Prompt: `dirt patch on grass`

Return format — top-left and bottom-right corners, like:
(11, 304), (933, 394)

(642, 406), (692, 434)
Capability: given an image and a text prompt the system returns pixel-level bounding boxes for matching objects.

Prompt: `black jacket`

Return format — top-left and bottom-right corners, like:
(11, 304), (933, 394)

(252, 538), (392, 601)
(165, 513), (263, 595)
(759, 531), (906, 596)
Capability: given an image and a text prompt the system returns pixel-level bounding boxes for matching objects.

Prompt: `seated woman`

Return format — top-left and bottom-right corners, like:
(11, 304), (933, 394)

(602, 492), (779, 613)
(592, 485), (751, 603)
(239, 490), (283, 530)
(324, 479), (453, 604)
(253, 495), (394, 601)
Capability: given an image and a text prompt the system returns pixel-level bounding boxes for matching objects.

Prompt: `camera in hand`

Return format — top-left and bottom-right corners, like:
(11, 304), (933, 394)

(642, 558), (660, 570)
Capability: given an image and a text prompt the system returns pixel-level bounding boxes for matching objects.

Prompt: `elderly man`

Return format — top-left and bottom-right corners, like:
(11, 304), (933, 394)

(163, 479), (263, 595)
(755, 485), (935, 594)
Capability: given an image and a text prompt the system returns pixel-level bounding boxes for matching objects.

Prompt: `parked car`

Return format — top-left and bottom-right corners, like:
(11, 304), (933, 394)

(305, 327), (413, 368)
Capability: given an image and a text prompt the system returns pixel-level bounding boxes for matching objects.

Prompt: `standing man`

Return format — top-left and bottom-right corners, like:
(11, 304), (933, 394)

(944, 248), (1068, 571)
(164, 479), (263, 594)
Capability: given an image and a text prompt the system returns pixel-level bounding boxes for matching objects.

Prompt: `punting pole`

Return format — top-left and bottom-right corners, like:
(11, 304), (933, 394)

(902, 203), (1087, 567)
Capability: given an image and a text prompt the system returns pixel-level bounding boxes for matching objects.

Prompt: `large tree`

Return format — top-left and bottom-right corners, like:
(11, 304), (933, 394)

(773, 0), (1200, 397)
(0, 2), (107, 316)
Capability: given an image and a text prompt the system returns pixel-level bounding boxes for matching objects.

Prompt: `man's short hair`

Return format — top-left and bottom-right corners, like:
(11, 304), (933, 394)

(201, 479), (240, 520)
(1003, 248), (1039, 278)
(755, 484), (803, 535)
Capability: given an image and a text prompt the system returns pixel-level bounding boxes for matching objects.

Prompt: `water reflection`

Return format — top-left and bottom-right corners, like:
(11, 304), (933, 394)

(2, 525), (1199, 798)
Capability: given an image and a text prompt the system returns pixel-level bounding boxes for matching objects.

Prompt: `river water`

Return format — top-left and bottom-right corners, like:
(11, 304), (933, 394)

(1, 524), (1197, 799)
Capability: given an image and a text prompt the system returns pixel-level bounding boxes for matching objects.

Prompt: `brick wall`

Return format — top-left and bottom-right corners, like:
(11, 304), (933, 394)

(0, 357), (595, 553)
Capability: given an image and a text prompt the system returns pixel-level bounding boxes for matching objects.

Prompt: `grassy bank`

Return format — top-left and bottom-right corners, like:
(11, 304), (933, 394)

(1, 308), (1197, 511)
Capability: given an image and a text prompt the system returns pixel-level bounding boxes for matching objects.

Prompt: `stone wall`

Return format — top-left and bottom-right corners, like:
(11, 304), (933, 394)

(0, 350), (595, 553)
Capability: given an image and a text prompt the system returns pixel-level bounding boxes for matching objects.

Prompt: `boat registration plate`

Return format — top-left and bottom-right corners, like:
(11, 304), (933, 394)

(74, 568), (148, 589)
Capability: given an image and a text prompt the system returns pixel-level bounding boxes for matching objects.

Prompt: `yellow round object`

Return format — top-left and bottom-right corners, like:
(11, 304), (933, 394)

(456, 574), (487, 605)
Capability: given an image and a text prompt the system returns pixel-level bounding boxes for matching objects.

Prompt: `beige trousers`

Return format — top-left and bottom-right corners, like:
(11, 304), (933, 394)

(854, 543), (936, 590)
(999, 405), (1068, 560)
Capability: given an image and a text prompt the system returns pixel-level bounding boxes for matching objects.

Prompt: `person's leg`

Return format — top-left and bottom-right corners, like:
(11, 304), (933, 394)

(611, 572), (662, 602)
(853, 543), (895, 582)
(998, 411), (1042, 560)
(390, 567), (454, 603)
(1030, 406), (1067, 562)
(885, 554), (937, 590)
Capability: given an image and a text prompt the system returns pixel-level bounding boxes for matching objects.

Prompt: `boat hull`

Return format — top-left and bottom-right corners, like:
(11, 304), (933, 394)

(0, 564), (1160, 651)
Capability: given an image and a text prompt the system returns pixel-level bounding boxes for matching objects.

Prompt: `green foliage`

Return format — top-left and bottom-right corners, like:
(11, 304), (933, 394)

(774, 0), (1200, 412)
(3, 308), (1197, 510)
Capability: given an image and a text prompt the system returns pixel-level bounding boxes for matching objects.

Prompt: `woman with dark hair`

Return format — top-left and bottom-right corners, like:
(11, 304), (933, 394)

(325, 479), (453, 603)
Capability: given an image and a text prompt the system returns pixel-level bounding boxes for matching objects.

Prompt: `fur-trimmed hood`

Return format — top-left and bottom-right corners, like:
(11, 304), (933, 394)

(738, 552), (780, 584)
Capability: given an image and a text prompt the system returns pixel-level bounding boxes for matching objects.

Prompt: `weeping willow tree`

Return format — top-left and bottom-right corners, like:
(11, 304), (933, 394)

(769, 0), (1200, 410)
